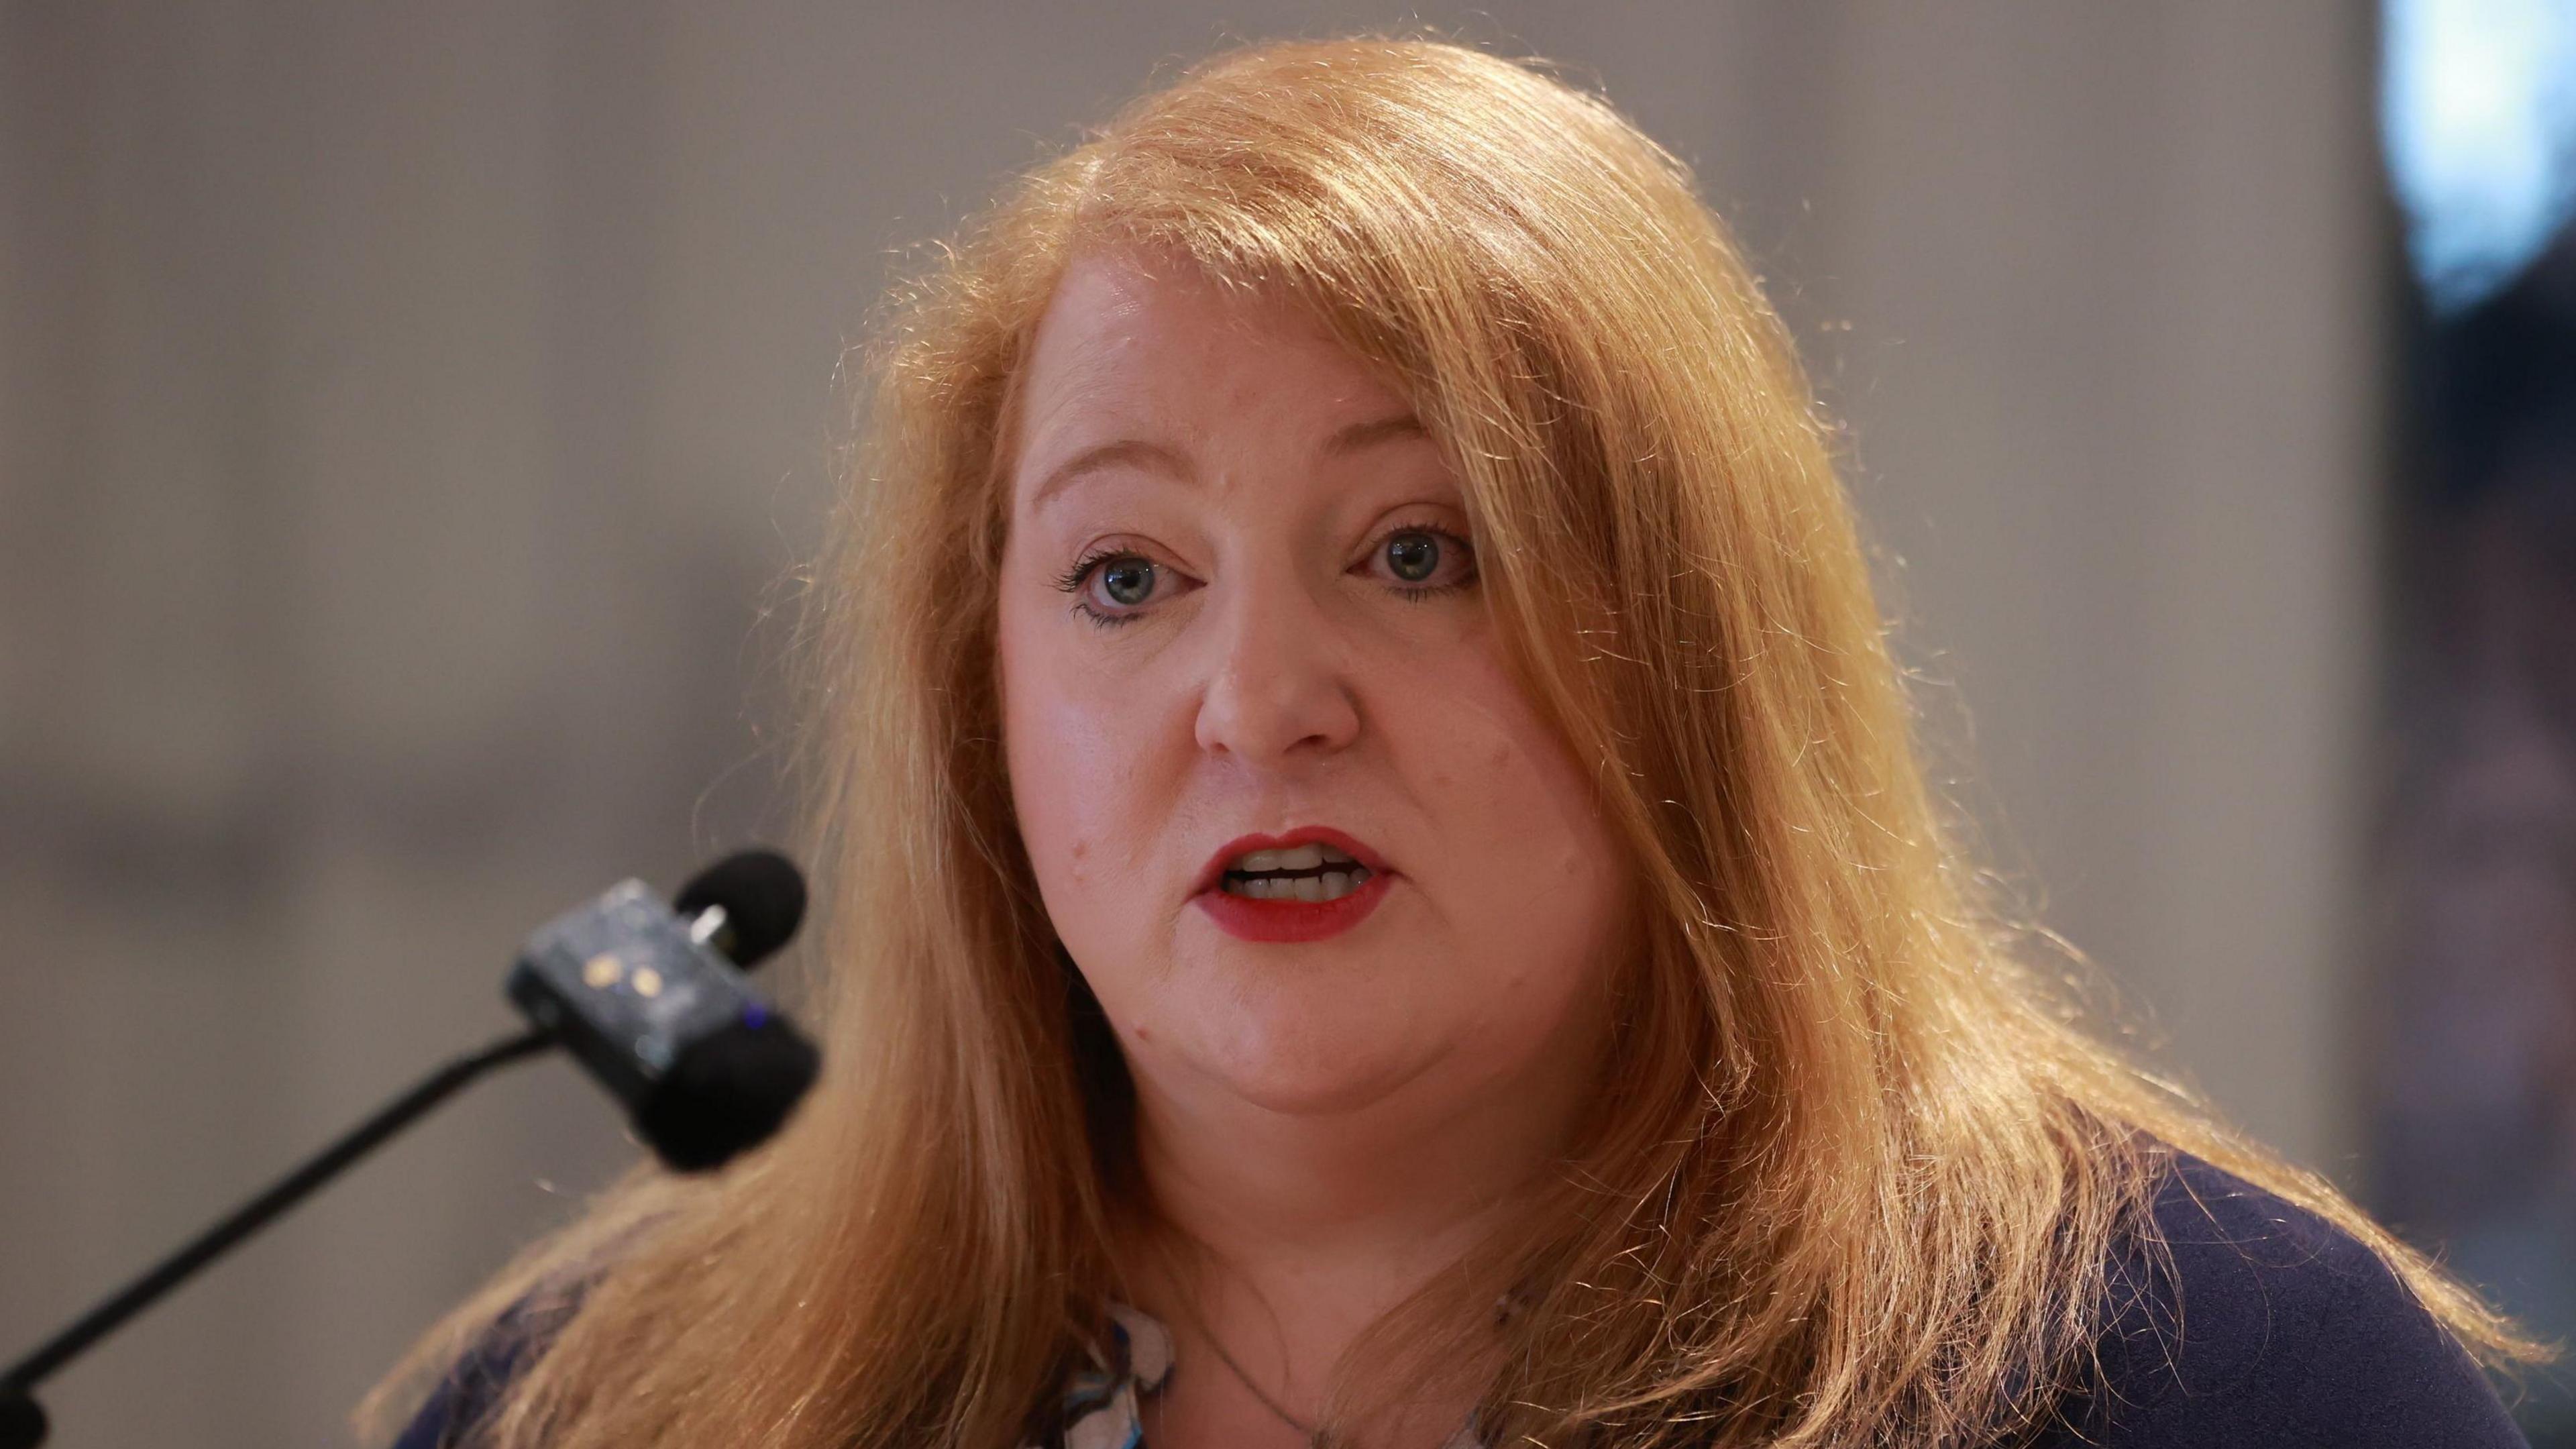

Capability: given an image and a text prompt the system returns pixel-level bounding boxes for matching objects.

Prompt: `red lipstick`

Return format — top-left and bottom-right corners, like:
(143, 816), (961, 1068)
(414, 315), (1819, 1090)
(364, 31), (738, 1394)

(1191, 826), (1394, 943)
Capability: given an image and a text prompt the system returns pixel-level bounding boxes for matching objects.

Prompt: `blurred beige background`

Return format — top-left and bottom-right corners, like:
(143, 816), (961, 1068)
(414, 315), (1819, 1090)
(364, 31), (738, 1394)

(0, 4), (2384, 1446)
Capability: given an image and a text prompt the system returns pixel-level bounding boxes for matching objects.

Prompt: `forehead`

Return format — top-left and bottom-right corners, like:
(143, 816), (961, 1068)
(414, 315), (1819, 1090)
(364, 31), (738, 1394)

(1011, 250), (1409, 462)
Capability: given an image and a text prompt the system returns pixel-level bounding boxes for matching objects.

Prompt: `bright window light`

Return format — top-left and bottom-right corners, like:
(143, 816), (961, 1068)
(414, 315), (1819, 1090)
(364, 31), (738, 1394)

(2381, 0), (2576, 313)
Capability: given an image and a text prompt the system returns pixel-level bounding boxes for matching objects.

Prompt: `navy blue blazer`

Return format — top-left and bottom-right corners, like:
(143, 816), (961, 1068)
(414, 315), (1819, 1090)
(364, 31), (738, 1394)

(2023, 1152), (2526, 1446)
(393, 1152), (2529, 1447)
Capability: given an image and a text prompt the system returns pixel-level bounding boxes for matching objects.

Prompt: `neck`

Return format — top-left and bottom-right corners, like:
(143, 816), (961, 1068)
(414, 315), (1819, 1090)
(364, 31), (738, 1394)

(1116, 1033), (1602, 1447)
(1135, 1068), (1570, 1270)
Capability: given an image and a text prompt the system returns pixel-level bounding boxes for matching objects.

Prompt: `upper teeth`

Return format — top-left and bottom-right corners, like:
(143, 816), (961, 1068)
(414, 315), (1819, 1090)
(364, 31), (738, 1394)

(1228, 842), (1360, 873)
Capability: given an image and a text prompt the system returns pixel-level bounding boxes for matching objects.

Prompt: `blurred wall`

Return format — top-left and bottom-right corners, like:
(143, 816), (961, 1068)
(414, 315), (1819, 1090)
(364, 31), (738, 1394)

(0, 4), (2381, 1446)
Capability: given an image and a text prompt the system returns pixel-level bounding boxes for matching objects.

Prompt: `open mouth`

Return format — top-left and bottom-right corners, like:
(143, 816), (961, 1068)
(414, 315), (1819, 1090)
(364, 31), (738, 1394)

(1219, 841), (1377, 902)
(1193, 828), (1395, 943)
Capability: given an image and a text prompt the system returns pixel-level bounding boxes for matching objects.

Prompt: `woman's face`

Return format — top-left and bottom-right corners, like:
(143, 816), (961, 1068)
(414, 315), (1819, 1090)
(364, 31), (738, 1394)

(996, 250), (1633, 1125)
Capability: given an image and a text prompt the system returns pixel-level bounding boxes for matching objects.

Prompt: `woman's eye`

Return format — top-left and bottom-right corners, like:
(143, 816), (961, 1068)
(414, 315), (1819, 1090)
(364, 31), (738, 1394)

(1099, 557), (1156, 607)
(1370, 526), (1476, 594)
(1052, 548), (1172, 627)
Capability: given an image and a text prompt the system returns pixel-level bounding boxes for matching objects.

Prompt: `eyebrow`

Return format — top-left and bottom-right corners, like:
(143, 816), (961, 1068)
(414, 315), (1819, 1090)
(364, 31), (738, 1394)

(1323, 411), (1427, 456)
(1028, 437), (1190, 513)
(1027, 411), (1426, 512)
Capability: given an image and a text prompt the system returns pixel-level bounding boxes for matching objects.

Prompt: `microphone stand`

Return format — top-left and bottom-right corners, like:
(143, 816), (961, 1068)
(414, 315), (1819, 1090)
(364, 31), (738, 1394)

(0, 1025), (555, 1449)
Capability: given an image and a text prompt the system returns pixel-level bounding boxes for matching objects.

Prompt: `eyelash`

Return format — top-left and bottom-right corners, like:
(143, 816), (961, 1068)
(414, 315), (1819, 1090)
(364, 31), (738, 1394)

(1051, 522), (1479, 630)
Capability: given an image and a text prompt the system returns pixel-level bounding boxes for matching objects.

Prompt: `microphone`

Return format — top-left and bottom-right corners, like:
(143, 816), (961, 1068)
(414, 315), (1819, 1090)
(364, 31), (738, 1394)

(508, 850), (819, 1173)
(0, 849), (820, 1449)
(674, 845), (807, 967)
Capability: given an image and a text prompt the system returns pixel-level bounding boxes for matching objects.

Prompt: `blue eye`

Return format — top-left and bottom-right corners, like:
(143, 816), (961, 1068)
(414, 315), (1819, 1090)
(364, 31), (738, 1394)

(1368, 523), (1476, 596)
(1385, 531), (1440, 582)
(1053, 547), (1166, 629)
(1099, 558), (1155, 606)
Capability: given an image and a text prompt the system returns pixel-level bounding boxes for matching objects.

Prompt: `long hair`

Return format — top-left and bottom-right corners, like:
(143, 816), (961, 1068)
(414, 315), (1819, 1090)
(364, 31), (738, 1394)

(361, 34), (2542, 1449)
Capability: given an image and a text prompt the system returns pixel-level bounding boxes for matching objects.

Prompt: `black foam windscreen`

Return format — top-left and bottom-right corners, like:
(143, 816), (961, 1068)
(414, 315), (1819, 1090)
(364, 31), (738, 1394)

(634, 1013), (821, 1172)
(674, 848), (807, 970)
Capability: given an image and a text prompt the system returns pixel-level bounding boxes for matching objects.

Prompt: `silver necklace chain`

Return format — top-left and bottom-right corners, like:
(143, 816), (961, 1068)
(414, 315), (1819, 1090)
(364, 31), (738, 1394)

(1191, 1320), (1322, 1446)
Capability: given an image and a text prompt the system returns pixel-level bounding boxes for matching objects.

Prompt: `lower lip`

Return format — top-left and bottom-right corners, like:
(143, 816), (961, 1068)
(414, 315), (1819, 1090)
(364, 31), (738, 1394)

(1192, 871), (1394, 943)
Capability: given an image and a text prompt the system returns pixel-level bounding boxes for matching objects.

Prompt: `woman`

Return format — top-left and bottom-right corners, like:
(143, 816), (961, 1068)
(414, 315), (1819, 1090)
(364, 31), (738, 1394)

(368, 35), (2544, 1449)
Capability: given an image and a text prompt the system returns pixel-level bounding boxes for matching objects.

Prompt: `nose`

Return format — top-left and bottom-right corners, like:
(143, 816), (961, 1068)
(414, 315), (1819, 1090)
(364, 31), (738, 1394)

(1191, 566), (1361, 765)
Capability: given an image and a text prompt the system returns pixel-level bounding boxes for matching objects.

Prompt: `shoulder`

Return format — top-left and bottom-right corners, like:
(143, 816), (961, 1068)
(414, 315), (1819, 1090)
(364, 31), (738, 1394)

(387, 1290), (580, 1449)
(2029, 1150), (2526, 1448)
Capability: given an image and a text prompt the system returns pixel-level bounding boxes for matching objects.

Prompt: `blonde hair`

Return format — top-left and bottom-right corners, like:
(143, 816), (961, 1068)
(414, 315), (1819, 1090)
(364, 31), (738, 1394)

(362, 33), (2542, 1449)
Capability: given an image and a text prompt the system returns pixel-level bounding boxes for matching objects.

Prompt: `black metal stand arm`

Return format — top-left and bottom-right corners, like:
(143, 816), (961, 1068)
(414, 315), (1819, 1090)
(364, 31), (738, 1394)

(0, 1025), (555, 1449)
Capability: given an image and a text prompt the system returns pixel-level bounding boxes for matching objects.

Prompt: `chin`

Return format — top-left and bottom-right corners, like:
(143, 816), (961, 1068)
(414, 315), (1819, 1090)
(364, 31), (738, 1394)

(1158, 989), (1448, 1118)
(1206, 1052), (1436, 1117)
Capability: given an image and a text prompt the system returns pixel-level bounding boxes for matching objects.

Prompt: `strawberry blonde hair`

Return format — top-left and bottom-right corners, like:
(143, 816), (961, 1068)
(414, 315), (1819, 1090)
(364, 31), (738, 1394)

(363, 34), (2540, 1449)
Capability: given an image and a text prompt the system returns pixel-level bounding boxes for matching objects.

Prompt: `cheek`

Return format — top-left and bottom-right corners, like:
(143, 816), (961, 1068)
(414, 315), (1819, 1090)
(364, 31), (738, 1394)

(1393, 656), (1629, 1004)
(998, 590), (1089, 873)
(996, 580), (1172, 938)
